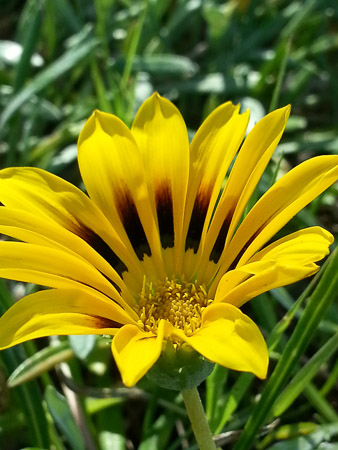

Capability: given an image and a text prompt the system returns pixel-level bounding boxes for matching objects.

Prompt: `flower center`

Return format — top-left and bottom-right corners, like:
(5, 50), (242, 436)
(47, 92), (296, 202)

(136, 277), (212, 336)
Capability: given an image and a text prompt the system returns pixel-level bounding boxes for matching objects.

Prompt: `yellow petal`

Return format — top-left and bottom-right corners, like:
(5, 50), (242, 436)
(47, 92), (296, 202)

(250, 226), (333, 264)
(78, 110), (163, 274)
(0, 167), (141, 278)
(0, 289), (135, 350)
(184, 303), (268, 379)
(0, 241), (137, 318)
(0, 207), (128, 296)
(111, 320), (167, 387)
(203, 105), (290, 269)
(223, 105), (291, 244)
(214, 227), (333, 306)
(220, 155), (338, 272)
(216, 263), (318, 308)
(132, 93), (190, 270)
(183, 103), (249, 275)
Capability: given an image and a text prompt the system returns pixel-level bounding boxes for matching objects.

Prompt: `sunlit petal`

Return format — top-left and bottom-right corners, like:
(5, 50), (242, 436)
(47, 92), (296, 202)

(184, 303), (268, 379)
(0, 289), (135, 350)
(219, 155), (338, 273)
(0, 207), (129, 295)
(202, 105), (291, 271)
(0, 241), (137, 317)
(214, 227), (333, 305)
(183, 103), (249, 275)
(0, 167), (141, 277)
(132, 93), (190, 270)
(78, 110), (163, 275)
(111, 320), (168, 387)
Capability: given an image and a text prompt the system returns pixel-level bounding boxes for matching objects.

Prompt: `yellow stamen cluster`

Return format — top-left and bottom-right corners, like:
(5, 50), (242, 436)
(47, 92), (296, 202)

(136, 277), (212, 336)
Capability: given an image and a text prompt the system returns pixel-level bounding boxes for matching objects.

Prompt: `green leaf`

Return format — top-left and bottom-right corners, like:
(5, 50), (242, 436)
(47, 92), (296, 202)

(13, 0), (43, 92)
(303, 382), (338, 423)
(131, 54), (198, 77)
(0, 281), (50, 448)
(206, 364), (228, 432)
(0, 36), (98, 130)
(280, 0), (317, 40)
(139, 413), (176, 450)
(264, 423), (338, 450)
(51, 0), (83, 33)
(7, 341), (74, 388)
(45, 385), (86, 450)
(69, 335), (97, 360)
(214, 372), (254, 434)
(273, 331), (338, 417)
(97, 404), (126, 450)
(19, 448), (48, 450)
(250, 293), (278, 334)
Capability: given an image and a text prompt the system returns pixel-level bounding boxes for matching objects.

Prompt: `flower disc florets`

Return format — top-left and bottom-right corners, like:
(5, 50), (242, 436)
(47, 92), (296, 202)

(136, 277), (212, 337)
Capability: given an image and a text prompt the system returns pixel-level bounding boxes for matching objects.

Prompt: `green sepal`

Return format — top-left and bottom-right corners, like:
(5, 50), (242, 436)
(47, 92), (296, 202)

(146, 341), (214, 391)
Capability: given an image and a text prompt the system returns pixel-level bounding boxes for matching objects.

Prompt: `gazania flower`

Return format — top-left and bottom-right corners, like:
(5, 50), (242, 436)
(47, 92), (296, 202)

(0, 94), (337, 388)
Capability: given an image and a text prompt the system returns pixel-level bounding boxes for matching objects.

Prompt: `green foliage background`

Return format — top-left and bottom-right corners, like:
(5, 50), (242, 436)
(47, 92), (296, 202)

(0, 0), (337, 449)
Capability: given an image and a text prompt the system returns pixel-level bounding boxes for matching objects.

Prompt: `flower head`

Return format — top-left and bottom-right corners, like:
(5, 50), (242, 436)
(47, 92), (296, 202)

(0, 93), (337, 387)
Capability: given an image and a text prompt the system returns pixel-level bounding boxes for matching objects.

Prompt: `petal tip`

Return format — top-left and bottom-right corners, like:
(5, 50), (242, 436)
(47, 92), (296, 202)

(255, 354), (269, 380)
(78, 111), (98, 147)
(280, 103), (291, 121)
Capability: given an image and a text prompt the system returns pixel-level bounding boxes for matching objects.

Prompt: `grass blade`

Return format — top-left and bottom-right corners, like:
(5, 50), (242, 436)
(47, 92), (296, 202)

(273, 331), (338, 417)
(7, 341), (74, 388)
(45, 385), (86, 450)
(0, 37), (98, 131)
(0, 281), (51, 447)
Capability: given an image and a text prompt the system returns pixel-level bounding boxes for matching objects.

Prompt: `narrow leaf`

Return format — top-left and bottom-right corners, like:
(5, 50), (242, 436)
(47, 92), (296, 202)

(45, 385), (85, 450)
(0, 37), (98, 130)
(273, 331), (338, 416)
(7, 341), (74, 388)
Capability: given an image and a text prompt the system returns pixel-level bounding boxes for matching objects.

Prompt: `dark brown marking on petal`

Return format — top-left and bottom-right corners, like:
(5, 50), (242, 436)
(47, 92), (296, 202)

(91, 315), (122, 330)
(24, 197), (128, 281)
(185, 185), (212, 252)
(69, 221), (127, 284)
(156, 182), (174, 248)
(115, 186), (151, 259)
(209, 214), (232, 263)
(227, 226), (265, 271)
(0, 202), (4, 206)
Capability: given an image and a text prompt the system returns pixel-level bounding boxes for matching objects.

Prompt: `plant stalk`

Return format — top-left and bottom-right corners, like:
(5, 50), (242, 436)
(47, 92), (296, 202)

(181, 387), (217, 450)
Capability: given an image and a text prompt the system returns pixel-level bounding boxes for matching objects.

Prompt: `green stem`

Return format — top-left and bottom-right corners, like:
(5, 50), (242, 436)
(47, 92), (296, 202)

(181, 387), (217, 450)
